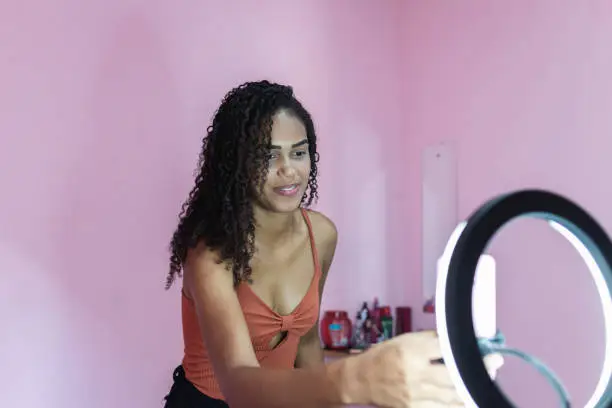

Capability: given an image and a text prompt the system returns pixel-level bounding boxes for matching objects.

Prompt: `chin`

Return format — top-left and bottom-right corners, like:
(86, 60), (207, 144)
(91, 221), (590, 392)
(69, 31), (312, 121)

(263, 193), (304, 213)
(269, 199), (302, 213)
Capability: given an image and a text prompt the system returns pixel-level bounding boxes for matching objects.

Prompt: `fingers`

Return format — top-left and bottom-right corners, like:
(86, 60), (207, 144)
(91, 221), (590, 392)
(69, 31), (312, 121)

(381, 331), (472, 408)
(418, 336), (446, 361)
(408, 364), (464, 406)
(411, 330), (438, 338)
(410, 379), (464, 406)
(422, 364), (458, 388)
(391, 330), (437, 344)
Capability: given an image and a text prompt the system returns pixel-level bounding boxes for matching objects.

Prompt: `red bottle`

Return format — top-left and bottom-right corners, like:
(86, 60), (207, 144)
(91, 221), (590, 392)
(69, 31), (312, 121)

(320, 310), (352, 350)
(395, 306), (412, 335)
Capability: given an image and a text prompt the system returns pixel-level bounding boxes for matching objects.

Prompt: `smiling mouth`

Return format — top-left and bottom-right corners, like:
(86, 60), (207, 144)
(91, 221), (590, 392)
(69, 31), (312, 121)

(273, 184), (300, 197)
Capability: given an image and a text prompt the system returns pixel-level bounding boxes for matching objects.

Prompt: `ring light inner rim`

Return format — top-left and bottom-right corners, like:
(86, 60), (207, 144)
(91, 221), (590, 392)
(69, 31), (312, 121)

(435, 212), (612, 408)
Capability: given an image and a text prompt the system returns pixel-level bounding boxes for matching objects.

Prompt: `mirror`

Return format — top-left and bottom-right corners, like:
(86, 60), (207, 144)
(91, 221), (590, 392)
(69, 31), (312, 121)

(422, 141), (458, 303)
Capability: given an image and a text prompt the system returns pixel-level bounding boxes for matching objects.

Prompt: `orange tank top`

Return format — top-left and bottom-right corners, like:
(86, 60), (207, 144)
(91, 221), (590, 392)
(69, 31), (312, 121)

(180, 208), (322, 401)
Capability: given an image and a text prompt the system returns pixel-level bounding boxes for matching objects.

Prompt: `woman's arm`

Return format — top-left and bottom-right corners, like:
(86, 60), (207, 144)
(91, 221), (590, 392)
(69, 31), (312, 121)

(294, 322), (325, 368)
(295, 211), (338, 369)
(184, 242), (347, 408)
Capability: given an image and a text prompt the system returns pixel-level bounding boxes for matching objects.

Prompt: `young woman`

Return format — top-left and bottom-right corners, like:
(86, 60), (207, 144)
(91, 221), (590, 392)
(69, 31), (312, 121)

(162, 80), (468, 408)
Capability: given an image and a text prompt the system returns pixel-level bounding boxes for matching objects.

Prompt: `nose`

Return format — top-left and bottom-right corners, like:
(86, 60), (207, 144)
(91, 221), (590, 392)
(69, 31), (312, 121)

(277, 158), (297, 178)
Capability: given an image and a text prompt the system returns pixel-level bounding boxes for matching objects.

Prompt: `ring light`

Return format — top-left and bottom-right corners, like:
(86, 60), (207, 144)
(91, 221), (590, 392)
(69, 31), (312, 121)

(435, 190), (612, 407)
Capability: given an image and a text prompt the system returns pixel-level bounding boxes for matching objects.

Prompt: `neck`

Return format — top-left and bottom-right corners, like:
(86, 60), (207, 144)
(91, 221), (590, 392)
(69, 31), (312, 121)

(253, 206), (300, 248)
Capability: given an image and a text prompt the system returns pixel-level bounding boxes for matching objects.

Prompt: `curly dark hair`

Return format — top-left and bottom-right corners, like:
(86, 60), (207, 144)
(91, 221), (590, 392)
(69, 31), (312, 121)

(166, 80), (320, 289)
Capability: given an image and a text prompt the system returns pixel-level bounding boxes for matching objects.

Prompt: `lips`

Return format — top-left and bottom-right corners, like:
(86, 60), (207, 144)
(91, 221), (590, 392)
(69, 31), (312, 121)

(273, 183), (300, 197)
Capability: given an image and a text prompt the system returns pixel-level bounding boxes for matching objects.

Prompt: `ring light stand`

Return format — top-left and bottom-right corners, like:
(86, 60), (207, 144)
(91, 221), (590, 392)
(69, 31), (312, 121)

(435, 190), (612, 408)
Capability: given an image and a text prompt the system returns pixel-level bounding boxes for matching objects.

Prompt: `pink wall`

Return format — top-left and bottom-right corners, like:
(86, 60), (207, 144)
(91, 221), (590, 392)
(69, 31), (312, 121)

(0, 1), (408, 407)
(400, 2), (612, 407)
(3, 1), (609, 407)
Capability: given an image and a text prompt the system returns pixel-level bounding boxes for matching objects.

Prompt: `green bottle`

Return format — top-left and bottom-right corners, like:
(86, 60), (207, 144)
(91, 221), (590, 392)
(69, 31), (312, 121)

(380, 306), (393, 340)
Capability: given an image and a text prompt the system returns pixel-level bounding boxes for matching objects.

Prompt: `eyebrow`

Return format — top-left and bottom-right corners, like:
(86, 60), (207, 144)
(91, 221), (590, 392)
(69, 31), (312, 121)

(270, 138), (308, 150)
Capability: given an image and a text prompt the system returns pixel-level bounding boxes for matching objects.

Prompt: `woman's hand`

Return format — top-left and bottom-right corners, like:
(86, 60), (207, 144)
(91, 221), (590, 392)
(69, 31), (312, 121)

(340, 330), (502, 408)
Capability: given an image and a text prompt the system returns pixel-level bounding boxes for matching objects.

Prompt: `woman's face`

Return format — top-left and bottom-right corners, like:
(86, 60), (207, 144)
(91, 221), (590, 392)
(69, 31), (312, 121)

(255, 109), (311, 213)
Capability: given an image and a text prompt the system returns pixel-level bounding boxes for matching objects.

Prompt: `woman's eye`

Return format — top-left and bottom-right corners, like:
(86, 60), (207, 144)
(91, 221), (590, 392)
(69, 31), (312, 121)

(293, 150), (308, 158)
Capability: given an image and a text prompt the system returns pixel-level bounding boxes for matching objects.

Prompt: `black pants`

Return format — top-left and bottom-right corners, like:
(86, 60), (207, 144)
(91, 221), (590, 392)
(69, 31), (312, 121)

(164, 366), (229, 408)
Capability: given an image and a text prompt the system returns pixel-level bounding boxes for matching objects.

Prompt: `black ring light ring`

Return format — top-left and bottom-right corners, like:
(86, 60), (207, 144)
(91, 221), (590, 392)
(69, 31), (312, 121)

(443, 189), (612, 407)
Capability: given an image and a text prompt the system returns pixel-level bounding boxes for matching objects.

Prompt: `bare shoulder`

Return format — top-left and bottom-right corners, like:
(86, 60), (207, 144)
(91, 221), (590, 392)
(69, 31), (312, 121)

(304, 209), (338, 246)
(183, 242), (233, 297)
(304, 209), (338, 276)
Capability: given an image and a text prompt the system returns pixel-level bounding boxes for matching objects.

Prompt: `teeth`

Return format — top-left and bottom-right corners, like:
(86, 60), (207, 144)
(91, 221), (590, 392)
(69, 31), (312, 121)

(280, 184), (297, 191)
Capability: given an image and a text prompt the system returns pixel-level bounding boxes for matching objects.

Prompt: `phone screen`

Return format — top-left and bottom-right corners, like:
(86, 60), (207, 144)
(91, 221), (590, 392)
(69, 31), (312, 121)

(472, 254), (497, 339)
